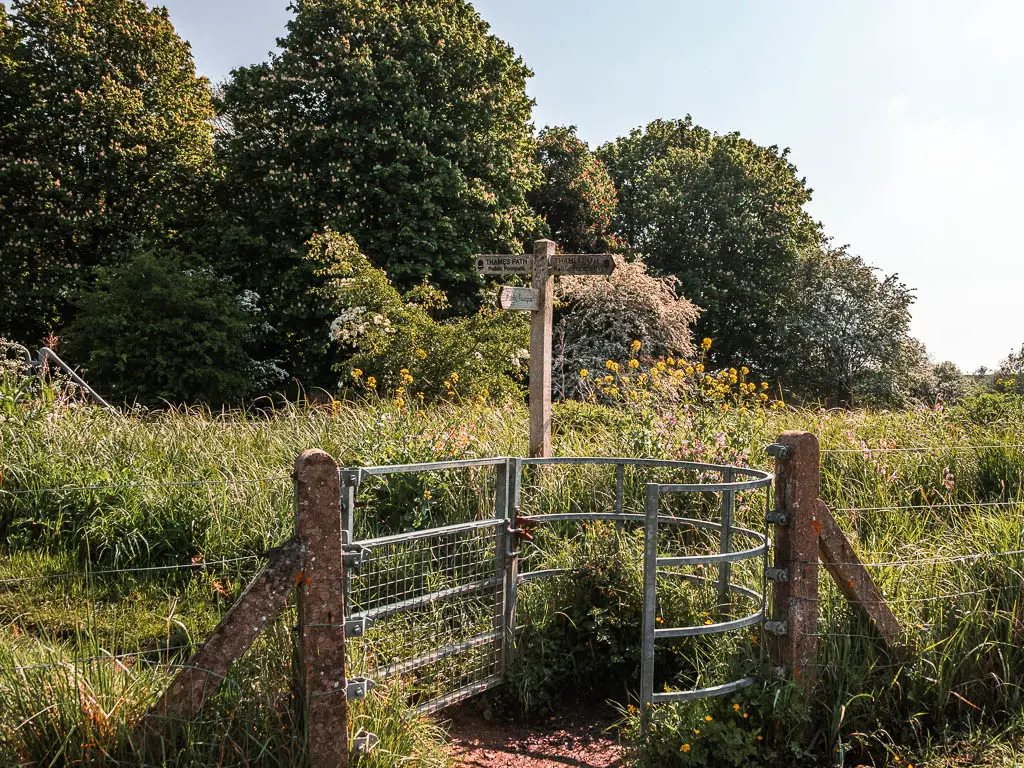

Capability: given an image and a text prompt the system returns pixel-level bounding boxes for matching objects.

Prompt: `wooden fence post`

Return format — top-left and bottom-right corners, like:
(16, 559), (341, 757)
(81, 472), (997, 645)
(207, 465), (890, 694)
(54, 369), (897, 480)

(529, 239), (555, 458)
(294, 449), (349, 767)
(766, 431), (821, 692)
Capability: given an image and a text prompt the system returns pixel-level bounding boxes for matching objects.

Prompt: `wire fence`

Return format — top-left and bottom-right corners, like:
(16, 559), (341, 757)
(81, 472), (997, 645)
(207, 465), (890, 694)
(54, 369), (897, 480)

(0, 474), (292, 495)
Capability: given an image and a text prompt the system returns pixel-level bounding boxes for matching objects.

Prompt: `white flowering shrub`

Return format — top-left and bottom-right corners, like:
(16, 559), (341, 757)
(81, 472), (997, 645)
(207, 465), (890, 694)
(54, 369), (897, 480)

(554, 256), (701, 398)
(306, 230), (529, 403)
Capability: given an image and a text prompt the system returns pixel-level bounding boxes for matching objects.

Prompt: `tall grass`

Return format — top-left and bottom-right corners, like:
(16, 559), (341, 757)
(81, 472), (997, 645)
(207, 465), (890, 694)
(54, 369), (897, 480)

(1, 395), (1023, 765)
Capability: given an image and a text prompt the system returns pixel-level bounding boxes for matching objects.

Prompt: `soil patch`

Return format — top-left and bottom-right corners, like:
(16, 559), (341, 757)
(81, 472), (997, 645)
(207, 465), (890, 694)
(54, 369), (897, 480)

(446, 702), (624, 768)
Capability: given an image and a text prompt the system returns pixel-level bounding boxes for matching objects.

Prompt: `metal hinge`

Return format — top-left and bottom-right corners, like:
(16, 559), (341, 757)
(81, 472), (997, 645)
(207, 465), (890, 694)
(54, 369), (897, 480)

(764, 620), (788, 636)
(345, 616), (373, 637)
(765, 508), (790, 525)
(352, 729), (379, 754)
(765, 443), (792, 460)
(342, 546), (371, 571)
(765, 567), (790, 582)
(346, 677), (375, 701)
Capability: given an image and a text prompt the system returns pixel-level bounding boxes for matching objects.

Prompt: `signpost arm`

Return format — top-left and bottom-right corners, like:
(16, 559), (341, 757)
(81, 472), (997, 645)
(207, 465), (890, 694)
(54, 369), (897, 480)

(529, 239), (555, 458)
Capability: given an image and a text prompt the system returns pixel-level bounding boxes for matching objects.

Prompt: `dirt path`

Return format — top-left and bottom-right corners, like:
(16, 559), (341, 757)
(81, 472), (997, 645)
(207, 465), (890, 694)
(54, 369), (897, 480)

(446, 703), (624, 768)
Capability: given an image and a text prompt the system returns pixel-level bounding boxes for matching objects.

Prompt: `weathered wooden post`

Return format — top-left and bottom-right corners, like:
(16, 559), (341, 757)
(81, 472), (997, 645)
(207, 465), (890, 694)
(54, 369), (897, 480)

(765, 431), (820, 691)
(476, 241), (615, 459)
(529, 239), (555, 458)
(294, 449), (349, 767)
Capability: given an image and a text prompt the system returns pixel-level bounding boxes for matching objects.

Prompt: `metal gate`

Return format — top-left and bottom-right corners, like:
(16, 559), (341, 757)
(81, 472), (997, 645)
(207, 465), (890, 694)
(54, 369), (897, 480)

(340, 456), (772, 716)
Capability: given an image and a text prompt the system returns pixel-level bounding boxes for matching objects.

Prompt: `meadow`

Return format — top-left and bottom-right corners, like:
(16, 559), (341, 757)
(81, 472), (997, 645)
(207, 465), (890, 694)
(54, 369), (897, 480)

(2, 388), (1024, 767)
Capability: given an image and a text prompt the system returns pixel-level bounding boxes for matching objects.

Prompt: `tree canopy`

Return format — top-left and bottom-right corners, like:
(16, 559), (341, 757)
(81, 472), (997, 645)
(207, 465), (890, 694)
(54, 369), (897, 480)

(597, 117), (822, 376)
(529, 126), (618, 253)
(216, 0), (541, 381)
(0, 0), (215, 344)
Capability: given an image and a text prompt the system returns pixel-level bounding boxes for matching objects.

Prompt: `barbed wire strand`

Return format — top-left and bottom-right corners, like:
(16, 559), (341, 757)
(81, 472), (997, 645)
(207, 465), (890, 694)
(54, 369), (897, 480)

(0, 474), (292, 496)
(801, 547), (1024, 568)
(832, 500), (1023, 513)
(821, 444), (1024, 455)
(0, 554), (263, 585)
(0, 644), (198, 673)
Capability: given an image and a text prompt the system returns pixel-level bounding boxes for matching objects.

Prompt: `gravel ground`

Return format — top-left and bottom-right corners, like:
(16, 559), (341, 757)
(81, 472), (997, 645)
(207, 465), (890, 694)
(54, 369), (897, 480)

(446, 703), (624, 768)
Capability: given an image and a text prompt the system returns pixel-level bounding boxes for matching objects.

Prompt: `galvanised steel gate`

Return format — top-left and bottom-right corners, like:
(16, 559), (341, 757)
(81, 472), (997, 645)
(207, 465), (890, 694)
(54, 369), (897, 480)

(340, 456), (773, 716)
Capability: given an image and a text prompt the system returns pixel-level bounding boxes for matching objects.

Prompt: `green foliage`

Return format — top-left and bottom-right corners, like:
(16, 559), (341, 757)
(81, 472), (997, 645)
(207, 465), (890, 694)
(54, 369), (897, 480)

(217, 0), (542, 379)
(528, 125), (619, 252)
(783, 246), (920, 406)
(62, 249), (263, 407)
(306, 229), (529, 402)
(949, 392), (1024, 427)
(597, 117), (822, 376)
(554, 256), (700, 398)
(0, 0), (216, 344)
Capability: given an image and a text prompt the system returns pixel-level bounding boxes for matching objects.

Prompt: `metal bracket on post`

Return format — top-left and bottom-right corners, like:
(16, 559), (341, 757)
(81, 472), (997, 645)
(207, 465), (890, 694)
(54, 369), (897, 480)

(765, 443), (792, 460)
(346, 677), (375, 701)
(344, 616), (373, 638)
(766, 508), (790, 525)
(764, 620), (788, 636)
(765, 567), (790, 582)
(342, 546), (370, 572)
(352, 730), (379, 754)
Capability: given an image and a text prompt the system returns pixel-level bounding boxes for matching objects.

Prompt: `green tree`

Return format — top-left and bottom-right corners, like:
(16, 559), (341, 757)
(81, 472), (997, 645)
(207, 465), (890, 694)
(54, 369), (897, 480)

(217, 0), (541, 381)
(783, 246), (918, 406)
(0, 0), (216, 345)
(529, 126), (618, 253)
(62, 249), (259, 407)
(306, 229), (528, 402)
(597, 117), (822, 375)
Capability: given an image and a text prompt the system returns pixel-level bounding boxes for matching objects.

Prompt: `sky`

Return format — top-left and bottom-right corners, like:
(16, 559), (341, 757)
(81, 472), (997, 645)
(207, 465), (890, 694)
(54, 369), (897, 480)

(157, 0), (1024, 372)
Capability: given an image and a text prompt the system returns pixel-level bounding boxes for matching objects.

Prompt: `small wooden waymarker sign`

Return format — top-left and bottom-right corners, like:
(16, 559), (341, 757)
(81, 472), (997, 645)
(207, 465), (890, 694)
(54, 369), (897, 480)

(497, 286), (541, 311)
(475, 254), (531, 275)
(475, 240), (616, 458)
(550, 253), (615, 276)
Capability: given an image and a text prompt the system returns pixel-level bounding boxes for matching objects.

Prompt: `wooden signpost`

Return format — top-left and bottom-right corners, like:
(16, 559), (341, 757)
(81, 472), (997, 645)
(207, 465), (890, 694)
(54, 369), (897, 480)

(477, 239), (615, 458)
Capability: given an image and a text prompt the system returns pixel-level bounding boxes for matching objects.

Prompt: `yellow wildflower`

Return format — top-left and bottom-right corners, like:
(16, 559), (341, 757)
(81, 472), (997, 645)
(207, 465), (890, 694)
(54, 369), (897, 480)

(667, 356), (675, 366)
(631, 339), (642, 352)
(580, 369), (589, 378)
(423, 489), (432, 500)
(705, 715), (713, 722)
(695, 364), (704, 373)
(366, 376), (377, 389)
(628, 358), (639, 369)
(693, 728), (700, 735)
(701, 337), (712, 350)
(351, 368), (363, 379)
(685, 366), (694, 375)
(741, 366), (749, 375)
(733, 704), (741, 711)
(415, 348), (427, 359)
(681, 744), (691, 753)
(450, 372), (459, 383)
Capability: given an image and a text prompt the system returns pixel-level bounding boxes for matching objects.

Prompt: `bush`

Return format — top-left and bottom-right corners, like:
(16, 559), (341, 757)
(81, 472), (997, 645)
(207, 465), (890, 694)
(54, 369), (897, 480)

(554, 256), (700, 398)
(306, 229), (529, 403)
(63, 250), (270, 406)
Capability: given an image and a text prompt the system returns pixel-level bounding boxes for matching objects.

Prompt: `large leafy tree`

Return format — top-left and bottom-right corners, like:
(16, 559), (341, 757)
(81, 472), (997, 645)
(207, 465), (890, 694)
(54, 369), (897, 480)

(782, 246), (918, 406)
(0, 0), (216, 344)
(597, 117), (822, 375)
(217, 0), (541, 381)
(529, 126), (618, 253)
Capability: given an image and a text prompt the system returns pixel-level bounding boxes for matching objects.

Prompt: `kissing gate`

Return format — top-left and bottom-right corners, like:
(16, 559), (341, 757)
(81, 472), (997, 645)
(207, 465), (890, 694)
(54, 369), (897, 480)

(148, 431), (903, 766)
(339, 454), (773, 748)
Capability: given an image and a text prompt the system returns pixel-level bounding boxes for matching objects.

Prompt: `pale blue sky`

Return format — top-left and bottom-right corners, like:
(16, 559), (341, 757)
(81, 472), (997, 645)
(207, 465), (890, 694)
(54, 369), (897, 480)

(158, 0), (1024, 371)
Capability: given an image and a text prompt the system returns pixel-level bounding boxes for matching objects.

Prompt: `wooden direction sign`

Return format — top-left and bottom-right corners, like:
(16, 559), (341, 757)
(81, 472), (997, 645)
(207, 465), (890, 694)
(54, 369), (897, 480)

(550, 253), (615, 276)
(473, 240), (616, 459)
(475, 254), (531, 275)
(497, 286), (541, 311)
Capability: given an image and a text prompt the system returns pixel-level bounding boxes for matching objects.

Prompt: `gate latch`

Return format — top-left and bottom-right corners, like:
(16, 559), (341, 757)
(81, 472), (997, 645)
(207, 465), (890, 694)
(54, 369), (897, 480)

(346, 677), (375, 701)
(765, 567), (790, 582)
(764, 620), (788, 636)
(765, 443), (792, 460)
(765, 508), (790, 525)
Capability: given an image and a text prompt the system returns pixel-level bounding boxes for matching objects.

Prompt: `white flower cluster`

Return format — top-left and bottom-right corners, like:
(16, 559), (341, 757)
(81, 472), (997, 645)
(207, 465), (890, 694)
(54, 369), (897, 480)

(329, 306), (392, 343)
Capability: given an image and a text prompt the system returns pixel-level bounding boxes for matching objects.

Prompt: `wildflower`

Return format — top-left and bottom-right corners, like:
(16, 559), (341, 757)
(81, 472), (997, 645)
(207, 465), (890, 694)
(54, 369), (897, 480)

(685, 366), (694, 375)
(415, 348), (427, 359)
(757, 735), (763, 742)
(705, 715), (713, 722)
(701, 337), (712, 350)
(628, 358), (640, 369)
(627, 704), (637, 714)
(696, 364), (704, 373)
(693, 728), (700, 735)
(741, 366), (749, 375)
(667, 356), (675, 366)
(761, 381), (769, 390)
(743, 713), (748, 719)
(580, 369), (589, 378)
(366, 376), (377, 389)
(680, 744), (691, 753)
(423, 489), (432, 500)
(631, 339), (642, 352)
(656, 616), (664, 624)
(351, 368), (363, 379)
(733, 704), (741, 711)
(604, 375), (614, 383)
(450, 372), (459, 383)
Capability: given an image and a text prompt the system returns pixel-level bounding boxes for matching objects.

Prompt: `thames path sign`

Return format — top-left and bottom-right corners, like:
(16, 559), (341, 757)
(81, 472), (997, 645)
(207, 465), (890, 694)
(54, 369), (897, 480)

(476, 239), (615, 458)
